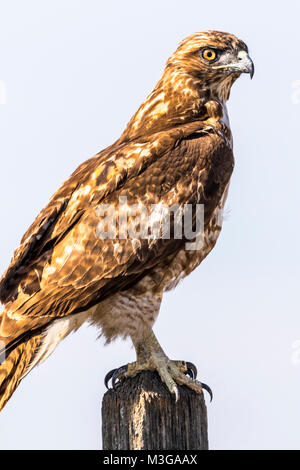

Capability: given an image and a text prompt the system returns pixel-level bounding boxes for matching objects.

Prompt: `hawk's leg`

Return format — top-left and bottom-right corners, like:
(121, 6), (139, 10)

(105, 330), (212, 401)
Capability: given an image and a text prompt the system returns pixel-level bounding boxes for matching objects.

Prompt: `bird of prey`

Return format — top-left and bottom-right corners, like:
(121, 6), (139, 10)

(0, 31), (253, 411)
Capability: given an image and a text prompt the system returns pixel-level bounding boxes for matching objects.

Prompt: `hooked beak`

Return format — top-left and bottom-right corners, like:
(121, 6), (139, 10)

(213, 50), (255, 79)
(236, 50), (254, 78)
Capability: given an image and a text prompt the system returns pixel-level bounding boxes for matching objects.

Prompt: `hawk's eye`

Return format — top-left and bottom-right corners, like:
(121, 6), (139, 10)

(202, 49), (217, 62)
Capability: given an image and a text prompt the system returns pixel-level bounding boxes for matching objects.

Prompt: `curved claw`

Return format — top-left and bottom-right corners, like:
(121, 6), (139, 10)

(104, 368), (117, 389)
(172, 384), (180, 402)
(105, 365), (129, 389)
(111, 365), (128, 389)
(201, 382), (213, 402)
(186, 369), (194, 379)
(186, 361), (197, 379)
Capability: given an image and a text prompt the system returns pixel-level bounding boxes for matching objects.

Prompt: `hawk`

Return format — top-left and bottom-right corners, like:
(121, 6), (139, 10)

(0, 31), (253, 410)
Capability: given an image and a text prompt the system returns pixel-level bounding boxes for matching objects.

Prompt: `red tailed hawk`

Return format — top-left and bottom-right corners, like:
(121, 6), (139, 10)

(0, 31), (253, 410)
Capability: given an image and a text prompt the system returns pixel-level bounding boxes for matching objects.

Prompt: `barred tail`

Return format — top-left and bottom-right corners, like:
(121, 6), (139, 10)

(0, 333), (43, 412)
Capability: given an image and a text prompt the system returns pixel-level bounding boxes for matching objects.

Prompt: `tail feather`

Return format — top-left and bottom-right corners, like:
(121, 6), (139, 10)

(0, 309), (88, 412)
(0, 334), (42, 412)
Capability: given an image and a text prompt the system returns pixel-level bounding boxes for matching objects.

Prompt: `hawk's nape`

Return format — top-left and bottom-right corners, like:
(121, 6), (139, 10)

(0, 31), (253, 411)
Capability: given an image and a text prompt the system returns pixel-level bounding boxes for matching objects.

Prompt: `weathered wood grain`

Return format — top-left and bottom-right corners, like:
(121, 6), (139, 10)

(102, 371), (208, 450)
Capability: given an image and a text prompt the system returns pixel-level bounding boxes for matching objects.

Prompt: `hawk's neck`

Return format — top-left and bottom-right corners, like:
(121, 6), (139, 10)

(119, 68), (232, 142)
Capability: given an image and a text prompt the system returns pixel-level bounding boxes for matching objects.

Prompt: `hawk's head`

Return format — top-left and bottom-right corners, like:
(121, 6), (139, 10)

(167, 31), (254, 99)
(121, 31), (253, 140)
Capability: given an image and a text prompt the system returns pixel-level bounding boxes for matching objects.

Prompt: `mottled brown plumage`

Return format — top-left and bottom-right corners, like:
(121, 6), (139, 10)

(0, 31), (253, 410)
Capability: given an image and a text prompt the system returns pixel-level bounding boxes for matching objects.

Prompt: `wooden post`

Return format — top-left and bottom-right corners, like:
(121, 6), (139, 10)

(102, 371), (208, 450)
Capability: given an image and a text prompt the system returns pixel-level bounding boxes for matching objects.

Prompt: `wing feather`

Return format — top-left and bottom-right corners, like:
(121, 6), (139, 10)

(1, 122), (233, 330)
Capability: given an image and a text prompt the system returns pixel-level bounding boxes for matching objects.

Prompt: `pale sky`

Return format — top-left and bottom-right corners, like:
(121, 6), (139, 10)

(0, 0), (299, 450)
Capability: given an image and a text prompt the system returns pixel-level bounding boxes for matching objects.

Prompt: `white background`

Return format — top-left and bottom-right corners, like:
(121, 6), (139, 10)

(0, 0), (299, 450)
